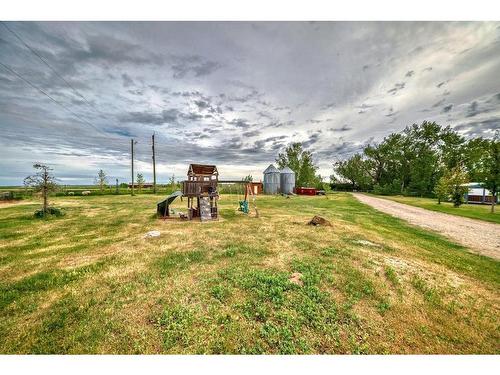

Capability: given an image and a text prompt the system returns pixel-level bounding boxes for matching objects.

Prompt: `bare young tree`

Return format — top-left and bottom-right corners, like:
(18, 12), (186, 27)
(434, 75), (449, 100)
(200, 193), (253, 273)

(95, 169), (108, 193)
(24, 163), (58, 214)
(168, 174), (177, 190)
(137, 173), (145, 193)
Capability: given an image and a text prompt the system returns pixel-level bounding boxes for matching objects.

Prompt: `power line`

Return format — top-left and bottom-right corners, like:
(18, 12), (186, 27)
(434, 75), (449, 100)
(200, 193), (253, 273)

(0, 60), (104, 135)
(0, 21), (100, 113)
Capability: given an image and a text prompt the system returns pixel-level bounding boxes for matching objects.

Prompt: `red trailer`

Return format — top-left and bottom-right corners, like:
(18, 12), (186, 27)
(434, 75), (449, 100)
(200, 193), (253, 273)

(294, 187), (317, 195)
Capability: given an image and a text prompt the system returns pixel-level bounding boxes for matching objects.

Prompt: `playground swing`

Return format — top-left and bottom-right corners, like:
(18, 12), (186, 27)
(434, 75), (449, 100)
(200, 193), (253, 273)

(222, 181), (259, 217)
(238, 183), (259, 217)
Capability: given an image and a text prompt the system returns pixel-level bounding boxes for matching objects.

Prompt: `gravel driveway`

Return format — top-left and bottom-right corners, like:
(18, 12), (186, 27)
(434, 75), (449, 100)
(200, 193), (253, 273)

(353, 193), (500, 260)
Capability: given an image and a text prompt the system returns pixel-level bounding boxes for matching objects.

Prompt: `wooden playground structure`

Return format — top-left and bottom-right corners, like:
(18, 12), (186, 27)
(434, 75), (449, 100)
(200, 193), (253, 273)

(157, 164), (259, 221)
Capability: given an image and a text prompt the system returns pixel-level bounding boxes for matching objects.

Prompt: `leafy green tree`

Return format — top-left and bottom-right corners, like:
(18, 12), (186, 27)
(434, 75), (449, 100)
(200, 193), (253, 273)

(482, 132), (500, 213)
(463, 137), (490, 181)
(443, 165), (469, 207)
(354, 121), (473, 197)
(333, 154), (372, 190)
(276, 143), (319, 187)
(463, 132), (500, 212)
(440, 127), (465, 170)
(94, 169), (108, 193)
(404, 121), (442, 196)
(24, 163), (58, 215)
(136, 173), (145, 193)
(434, 175), (449, 204)
(243, 175), (253, 182)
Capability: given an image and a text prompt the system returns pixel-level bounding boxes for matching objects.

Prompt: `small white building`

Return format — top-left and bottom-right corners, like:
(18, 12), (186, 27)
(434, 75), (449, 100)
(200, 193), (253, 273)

(463, 183), (497, 204)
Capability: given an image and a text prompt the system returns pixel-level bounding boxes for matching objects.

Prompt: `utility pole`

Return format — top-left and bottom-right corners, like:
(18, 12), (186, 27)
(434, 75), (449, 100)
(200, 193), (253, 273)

(152, 133), (157, 194)
(131, 139), (135, 196)
(115, 178), (119, 195)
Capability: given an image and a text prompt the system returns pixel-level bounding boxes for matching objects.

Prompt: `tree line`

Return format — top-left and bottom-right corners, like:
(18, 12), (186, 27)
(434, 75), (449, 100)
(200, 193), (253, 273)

(331, 121), (499, 210)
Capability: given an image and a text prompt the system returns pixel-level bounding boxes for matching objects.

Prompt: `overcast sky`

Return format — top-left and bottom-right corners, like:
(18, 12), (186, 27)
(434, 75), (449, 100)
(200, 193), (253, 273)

(1, 21), (499, 185)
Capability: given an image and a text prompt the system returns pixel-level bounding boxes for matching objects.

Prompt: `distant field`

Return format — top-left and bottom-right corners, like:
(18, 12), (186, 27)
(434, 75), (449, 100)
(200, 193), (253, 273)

(374, 195), (500, 224)
(0, 193), (498, 354)
(0, 185), (179, 197)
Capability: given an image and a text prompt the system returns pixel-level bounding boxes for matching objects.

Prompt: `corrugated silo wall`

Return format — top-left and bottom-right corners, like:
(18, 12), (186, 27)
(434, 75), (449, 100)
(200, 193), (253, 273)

(263, 172), (280, 194)
(280, 172), (295, 194)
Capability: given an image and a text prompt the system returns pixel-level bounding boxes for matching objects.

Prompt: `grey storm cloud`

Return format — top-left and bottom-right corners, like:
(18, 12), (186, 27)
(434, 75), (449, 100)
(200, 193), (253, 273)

(303, 133), (320, 148)
(171, 55), (221, 78)
(1, 21), (500, 184)
(432, 98), (446, 108)
(454, 118), (500, 137)
(442, 104), (453, 113)
(242, 130), (261, 137)
(121, 73), (134, 88)
(228, 118), (251, 129)
(330, 125), (352, 132)
(387, 82), (406, 94)
(321, 102), (336, 110)
(466, 101), (480, 117)
(120, 109), (181, 125)
(385, 107), (398, 117)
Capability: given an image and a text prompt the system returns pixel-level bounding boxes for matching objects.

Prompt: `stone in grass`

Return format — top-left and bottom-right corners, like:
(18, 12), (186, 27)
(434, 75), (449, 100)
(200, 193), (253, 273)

(307, 215), (332, 226)
(144, 230), (161, 238)
(289, 272), (303, 286)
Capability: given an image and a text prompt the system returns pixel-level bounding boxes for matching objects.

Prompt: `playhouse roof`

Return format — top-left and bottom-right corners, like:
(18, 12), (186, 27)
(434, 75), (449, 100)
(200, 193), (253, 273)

(188, 164), (218, 176)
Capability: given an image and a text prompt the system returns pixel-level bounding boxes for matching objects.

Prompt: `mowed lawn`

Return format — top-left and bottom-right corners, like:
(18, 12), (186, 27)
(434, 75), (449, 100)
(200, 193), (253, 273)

(376, 195), (500, 224)
(0, 193), (499, 354)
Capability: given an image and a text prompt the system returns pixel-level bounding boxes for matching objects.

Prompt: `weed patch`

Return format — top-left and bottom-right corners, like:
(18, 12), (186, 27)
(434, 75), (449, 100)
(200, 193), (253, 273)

(156, 250), (206, 275)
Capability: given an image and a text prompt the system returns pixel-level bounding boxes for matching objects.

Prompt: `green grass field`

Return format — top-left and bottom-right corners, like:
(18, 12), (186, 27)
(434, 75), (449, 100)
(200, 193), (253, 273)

(0, 193), (498, 354)
(374, 195), (500, 224)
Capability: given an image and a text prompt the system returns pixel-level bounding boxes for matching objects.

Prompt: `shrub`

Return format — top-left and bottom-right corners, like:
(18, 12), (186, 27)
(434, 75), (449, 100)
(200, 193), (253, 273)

(373, 180), (401, 195)
(34, 207), (64, 218)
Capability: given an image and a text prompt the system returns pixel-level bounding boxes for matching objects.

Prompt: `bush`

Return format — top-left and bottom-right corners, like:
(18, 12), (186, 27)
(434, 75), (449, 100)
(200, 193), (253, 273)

(329, 182), (354, 191)
(34, 207), (64, 218)
(371, 179), (404, 196)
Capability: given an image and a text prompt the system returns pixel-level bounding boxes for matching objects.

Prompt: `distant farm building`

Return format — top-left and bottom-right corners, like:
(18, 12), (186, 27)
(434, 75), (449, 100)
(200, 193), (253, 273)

(248, 182), (263, 195)
(128, 183), (154, 189)
(294, 187), (317, 196)
(463, 183), (498, 204)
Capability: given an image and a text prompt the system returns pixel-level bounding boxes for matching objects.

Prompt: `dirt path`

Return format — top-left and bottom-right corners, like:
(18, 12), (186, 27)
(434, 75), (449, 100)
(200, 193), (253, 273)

(353, 193), (500, 260)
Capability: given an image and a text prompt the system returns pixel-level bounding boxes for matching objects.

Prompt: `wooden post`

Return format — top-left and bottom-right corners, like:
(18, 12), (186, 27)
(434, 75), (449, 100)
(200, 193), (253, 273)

(152, 133), (157, 194)
(131, 139), (135, 196)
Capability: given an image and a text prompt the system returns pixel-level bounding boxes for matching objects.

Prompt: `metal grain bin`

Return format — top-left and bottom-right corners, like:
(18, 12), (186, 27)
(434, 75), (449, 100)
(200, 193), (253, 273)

(263, 164), (280, 194)
(280, 166), (295, 194)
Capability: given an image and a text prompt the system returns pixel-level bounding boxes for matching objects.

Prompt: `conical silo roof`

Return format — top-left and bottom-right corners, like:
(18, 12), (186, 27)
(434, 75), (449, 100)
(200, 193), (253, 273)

(263, 164), (279, 174)
(280, 166), (295, 174)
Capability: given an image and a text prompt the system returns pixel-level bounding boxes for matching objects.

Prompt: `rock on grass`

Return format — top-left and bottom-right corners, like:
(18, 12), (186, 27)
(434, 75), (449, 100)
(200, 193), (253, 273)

(307, 216), (332, 226)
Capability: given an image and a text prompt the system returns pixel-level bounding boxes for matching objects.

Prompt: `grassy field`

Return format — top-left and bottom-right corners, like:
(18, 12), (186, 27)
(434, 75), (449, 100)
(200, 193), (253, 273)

(0, 193), (499, 354)
(374, 195), (500, 224)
